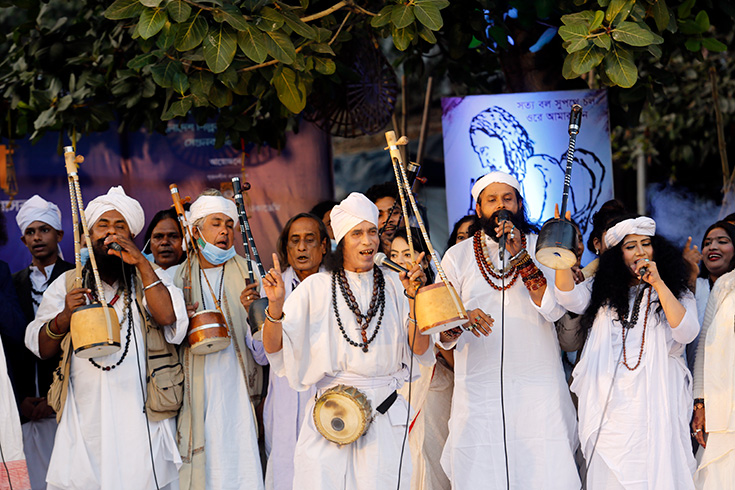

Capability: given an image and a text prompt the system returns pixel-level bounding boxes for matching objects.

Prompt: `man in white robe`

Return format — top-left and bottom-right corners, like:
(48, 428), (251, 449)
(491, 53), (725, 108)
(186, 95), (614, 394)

(262, 192), (437, 489)
(25, 186), (188, 490)
(174, 191), (264, 490)
(439, 172), (580, 489)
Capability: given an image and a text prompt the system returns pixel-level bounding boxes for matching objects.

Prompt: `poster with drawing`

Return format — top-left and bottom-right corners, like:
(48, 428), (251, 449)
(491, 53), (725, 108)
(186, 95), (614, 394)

(442, 89), (614, 244)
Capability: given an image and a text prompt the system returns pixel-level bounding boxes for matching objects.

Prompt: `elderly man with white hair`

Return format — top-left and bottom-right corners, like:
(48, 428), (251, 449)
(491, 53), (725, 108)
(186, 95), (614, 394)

(24, 186), (189, 490)
(439, 171), (580, 489)
(261, 192), (435, 489)
(11, 195), (73, 490)
(174, 189), (265, 490)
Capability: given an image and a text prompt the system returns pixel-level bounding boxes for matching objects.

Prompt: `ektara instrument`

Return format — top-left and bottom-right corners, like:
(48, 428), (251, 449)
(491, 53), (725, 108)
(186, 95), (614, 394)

(536, 105), (583, 270)
(170, 184), (230, 355)
(313, 384), (372, 445)
(63, 146), (121, 358)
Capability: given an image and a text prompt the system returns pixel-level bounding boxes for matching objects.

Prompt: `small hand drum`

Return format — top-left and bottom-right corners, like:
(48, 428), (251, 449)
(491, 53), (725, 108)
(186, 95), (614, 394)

(188, 310), (230, 355)
(313, 384), (372, 445)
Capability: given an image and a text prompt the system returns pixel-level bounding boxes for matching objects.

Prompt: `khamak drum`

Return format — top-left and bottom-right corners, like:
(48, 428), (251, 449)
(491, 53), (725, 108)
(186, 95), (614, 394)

(71, 303), (121, 358)
(415, 282), (468, 335)
(313, 385), (372, 445)
(188, 310), (230, 355)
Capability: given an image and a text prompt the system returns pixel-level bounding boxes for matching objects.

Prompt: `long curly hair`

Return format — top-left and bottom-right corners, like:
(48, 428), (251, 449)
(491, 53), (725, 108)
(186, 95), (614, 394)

(580, 234), (690, 332)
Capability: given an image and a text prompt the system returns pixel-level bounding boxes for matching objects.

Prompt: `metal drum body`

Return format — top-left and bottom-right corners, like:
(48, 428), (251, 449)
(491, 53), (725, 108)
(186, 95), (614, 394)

(313, 384), (372, 445)
(535, 218), (579, 270)
(415, 282), (468, 335)
(188, 309), (230, 355)
(70, 303), (121, 358)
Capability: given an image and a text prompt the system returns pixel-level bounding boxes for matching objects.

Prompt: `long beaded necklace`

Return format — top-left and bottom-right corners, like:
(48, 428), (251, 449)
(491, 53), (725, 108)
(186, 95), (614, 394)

(621, 286), (652, 371)
(199, 263), (226, 308)
(473, 230), (526, 291)
(88, 282), (133, 371)
(331, 267), (385, 353)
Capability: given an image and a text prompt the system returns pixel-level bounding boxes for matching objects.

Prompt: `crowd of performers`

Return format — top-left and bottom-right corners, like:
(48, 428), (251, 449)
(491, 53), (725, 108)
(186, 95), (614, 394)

(1, 170), (734, 490)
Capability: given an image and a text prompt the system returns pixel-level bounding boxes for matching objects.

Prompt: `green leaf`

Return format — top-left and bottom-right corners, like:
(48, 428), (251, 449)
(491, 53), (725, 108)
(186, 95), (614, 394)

(104, 0), (144, 20)
(237, 25), (268, 63)
(167, 0), (191, 23)
(571, 44), (604, 73)
(281, 9), (316, 39)
(175, 11), (208, 51)
(203, 24), (237, 73)
(264, 30), (296, 64)
(604, 46), (637, 88)
(258, 6), (284, 32)
(611, 21), (654, 46)
(162, 97), (193, 120)
(189, 71), (214, 96)
(684, 38), (701, 51)
(140, 0), (162, 7)
(209, 82), (233, 108)
(220, 4), (250, 31)
(558, 24), (588, 43)
(590, 11), (604, 30)
(391, 4), (415, 29)
(309, 43), (334, 55)
(593, 33), (611, 49)
(651, 0), (669, 32)
(414, 1), (442, 31)
(371, 6), (392, 28)
(677, 0), (695, 19)
(313, 57), (335, 75)
(157, 20), (177, 49)
(392, 23), (416, 51)
(137, 8), (167, 39)
(702, 37), (727, 52)
(172, 71), (189, 95)
(272, 66), (305, 113)
(151, 60), (183, 88)
(606, 0), (633, 25)
(560, 11), (595, 27)
(694, 10), (710, 32)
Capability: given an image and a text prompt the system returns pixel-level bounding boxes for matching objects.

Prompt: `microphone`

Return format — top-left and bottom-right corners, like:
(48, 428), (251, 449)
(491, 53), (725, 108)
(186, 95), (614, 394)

(497, 209), (511, 261)
(374, 252), (409, 274)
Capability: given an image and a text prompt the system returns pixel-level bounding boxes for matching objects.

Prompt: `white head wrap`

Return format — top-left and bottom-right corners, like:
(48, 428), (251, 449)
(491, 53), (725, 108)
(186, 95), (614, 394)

(16, 195), (63, 233)
(331, 192), (378, 244)
(471, 171), (522, 202)
(85, 186), (145, 237)
(189, 195), (238, 226)
(604, 216), (656, 248)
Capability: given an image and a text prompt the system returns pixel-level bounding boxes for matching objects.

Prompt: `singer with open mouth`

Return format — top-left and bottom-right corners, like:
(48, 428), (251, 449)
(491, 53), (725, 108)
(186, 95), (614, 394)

(555, 215), (699, 489)
(261, 192), (435, 489)
(439, 171), (580, 489)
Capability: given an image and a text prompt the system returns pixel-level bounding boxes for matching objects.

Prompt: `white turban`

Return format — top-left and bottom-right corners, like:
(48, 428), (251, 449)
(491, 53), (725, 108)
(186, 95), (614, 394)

(331, 192), (378, 244)
(604, 216), (656, 248)
(471, 171), (522, 202)
(189, 195), (238, 225)
(16, 195), (62, 233)
(85, 186), (145, 237)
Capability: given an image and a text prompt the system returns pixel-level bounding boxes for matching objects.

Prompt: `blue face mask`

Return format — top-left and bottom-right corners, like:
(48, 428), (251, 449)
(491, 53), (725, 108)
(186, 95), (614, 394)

(197, 236), (236, 265)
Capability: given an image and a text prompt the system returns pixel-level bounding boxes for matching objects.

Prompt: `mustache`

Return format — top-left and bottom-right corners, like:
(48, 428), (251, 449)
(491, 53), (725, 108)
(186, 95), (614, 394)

(480, 210), (524, 243)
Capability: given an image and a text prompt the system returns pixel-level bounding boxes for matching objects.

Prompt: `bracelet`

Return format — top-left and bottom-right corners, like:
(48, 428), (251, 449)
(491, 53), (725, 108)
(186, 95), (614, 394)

(143, 279), (163, 291)
(45, 316), (65, 340)
(403, 289), (416, 300)
(264, 306), (285, 323)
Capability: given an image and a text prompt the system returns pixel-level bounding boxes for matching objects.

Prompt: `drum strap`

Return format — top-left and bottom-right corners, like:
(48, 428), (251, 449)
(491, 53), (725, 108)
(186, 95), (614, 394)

(376, 390), (398, 415)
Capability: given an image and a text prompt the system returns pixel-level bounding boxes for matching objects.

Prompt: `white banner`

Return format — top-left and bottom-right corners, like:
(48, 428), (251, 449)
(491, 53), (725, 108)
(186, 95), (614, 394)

(442, 89), (614, 246)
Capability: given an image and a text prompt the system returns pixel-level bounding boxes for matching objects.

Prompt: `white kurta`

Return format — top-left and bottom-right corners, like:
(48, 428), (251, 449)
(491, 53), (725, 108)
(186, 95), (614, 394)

(25, 269), (188, 490)
(199, 266), (264, 490)
(440, 234), (580, 489)
(557, 280), (699, 489)
(267, 267), (435, 490)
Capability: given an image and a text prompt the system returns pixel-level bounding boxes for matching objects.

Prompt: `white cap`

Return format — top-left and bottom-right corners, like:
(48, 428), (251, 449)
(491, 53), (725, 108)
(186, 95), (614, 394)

(331, 192), (378, 244)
